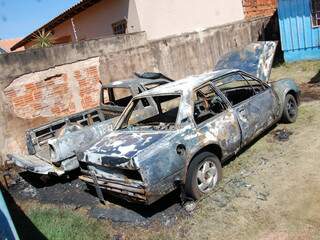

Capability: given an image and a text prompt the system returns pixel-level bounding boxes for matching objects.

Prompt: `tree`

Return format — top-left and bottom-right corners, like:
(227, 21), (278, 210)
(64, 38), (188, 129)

(32, 29), (54, 48)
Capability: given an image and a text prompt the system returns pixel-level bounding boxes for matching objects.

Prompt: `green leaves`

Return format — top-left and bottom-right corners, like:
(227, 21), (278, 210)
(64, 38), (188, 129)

(32, 29), (54, 48)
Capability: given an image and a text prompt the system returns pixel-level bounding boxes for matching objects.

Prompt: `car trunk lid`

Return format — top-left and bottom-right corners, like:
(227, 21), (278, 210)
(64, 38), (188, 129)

(83, 131), (168, 168)
(214, 41), (277, 82)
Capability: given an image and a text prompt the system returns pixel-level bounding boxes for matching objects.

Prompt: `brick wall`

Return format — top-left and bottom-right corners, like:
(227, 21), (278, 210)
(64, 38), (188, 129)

(243, 0), (277, 19)
(4, 57), (101, 119)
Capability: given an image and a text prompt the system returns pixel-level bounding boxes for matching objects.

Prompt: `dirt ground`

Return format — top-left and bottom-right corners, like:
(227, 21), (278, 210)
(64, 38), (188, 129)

(2, 61), (320, 240)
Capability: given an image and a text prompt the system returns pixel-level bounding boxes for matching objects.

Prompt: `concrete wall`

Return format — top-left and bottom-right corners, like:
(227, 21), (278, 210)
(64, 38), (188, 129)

(101, 17), (270, 81)
(135, 0), (245, 40)
(0, 32), (147, 82)
(0, 17), (273, 164)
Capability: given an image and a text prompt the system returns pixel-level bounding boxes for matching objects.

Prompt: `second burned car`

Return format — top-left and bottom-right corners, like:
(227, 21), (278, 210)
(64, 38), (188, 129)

(8, 73), (172, 176)
(78, 42), (300, 204)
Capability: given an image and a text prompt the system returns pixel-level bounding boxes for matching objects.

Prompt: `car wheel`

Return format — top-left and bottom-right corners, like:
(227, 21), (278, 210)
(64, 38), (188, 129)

(282, 94), (298, 123)
(185, 152), (222, 200)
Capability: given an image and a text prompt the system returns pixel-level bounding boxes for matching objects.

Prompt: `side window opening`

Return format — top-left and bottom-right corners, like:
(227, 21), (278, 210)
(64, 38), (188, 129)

(102, 87), (132, 107)
(242, 74), (266, 94)
(193, 84), (226, 124)
(215, 73), (263, 106)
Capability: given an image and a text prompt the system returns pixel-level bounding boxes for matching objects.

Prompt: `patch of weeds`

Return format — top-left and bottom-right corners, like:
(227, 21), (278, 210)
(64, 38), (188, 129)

(147, 233), (173, 240)
(296, 104), (317, 123)
(27, 207), (109, 240)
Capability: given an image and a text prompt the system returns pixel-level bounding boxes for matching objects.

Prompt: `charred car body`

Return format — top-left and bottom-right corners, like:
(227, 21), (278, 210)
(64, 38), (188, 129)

(8, 73), (172, 176)
(78, 42), (300, 204)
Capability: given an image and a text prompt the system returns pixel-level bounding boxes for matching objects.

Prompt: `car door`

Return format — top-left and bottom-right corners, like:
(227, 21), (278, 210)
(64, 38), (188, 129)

(214, 72), (278, 146)
(192, 83), (241, 157)
(241, 73), (279, 132)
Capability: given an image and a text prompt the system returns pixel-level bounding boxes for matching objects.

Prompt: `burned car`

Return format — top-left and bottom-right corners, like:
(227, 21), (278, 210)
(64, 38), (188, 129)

(8, 73), (172, 176)
(78, 42), (300, 204)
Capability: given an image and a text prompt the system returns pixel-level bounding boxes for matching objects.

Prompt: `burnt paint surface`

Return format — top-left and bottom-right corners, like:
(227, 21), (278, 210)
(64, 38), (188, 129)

(80, 50), (300, 204)
(233, 88), (279, 146)
(214, 42), (277, 82)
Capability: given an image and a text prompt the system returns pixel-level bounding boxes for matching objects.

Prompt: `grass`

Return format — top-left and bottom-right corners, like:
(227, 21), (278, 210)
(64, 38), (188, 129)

(271, 60), (320, 84)
(27, 207), (109, 240)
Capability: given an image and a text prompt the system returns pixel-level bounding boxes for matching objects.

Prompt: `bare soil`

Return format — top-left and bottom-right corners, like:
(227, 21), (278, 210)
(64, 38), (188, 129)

(2, 61), (320, 239)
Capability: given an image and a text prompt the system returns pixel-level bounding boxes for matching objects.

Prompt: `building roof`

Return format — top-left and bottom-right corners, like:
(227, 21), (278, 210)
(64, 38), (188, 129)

(11, 0), (102, 51)
(0, 38), (25, 52)
(0, 47), (6, 54)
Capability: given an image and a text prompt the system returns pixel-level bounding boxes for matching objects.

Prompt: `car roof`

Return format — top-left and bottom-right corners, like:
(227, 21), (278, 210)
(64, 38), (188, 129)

(137, 69), (239, 97)
(103, 77), (170, 88)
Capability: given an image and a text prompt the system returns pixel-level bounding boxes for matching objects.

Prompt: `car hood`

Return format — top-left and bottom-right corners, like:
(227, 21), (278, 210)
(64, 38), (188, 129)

(84, 131), (168, 167)
(214, 41), (277, 82)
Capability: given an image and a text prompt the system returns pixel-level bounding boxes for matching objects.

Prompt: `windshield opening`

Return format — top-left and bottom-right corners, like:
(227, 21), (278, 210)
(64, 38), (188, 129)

(102, 87), (132, 107)
(119, 95), (181, 131)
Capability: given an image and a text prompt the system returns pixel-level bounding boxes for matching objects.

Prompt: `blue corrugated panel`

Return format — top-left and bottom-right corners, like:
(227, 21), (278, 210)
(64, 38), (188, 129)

(0, 190), (20, 240)
(278, 0), (320, 62)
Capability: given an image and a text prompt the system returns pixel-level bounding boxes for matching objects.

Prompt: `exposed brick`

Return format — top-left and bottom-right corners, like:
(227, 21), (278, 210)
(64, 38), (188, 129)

(243, 0), (277, 19)
(4, 89), (17, 98)
(5, 60), (101, 119)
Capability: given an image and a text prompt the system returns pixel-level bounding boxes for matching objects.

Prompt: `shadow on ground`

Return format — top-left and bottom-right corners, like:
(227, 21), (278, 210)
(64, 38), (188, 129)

(1, 185), (47, 240)
(300, 71), (320, 102)
(8, 170), (183, 225)
(309, 70), (320, 84)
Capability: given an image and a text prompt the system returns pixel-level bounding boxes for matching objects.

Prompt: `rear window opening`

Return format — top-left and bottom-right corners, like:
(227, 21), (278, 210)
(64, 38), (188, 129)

(119, 95), (181, 131)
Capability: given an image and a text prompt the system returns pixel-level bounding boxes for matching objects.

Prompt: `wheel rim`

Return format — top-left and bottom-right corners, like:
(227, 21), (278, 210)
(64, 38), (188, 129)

(287, 98), (297, 119)
(197, 160), (218, 193)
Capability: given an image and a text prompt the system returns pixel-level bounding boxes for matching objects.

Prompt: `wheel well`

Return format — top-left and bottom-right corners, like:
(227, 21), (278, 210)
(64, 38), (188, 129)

(191, 144), (222, 162)
(287, 90), (299, 105)
(183, 144), (223, 182)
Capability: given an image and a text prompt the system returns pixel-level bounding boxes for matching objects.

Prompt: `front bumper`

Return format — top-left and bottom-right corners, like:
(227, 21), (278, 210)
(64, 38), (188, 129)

(7, 154), (79, 176)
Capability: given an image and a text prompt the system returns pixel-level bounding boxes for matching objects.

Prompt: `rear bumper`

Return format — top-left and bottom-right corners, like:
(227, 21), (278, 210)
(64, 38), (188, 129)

(7, 154), (79, 176)
(79, 172), (147, 203)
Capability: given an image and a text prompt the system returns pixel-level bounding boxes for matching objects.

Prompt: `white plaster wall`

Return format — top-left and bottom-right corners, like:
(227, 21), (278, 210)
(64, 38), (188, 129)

(72, 0), (141, 40)
(35, 0), (142, 44)
(134, 0), (245, 40)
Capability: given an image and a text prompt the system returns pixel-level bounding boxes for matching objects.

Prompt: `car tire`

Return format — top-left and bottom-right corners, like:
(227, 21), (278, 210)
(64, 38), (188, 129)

(281, 94), (298, 123)
(185, 152), (222, 200)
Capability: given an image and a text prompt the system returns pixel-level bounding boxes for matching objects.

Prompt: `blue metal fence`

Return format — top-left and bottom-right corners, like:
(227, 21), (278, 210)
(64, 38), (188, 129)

(278, 0), (320, 62)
